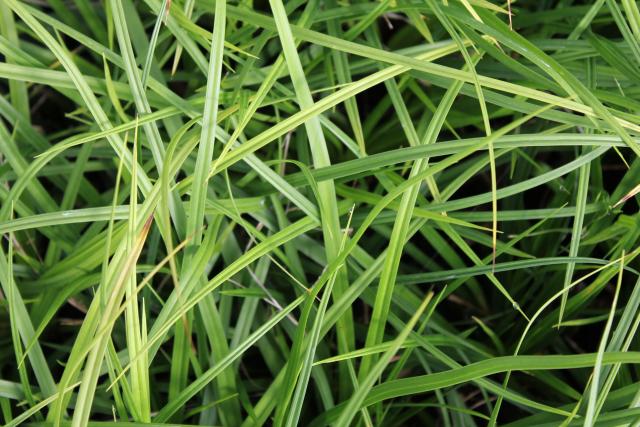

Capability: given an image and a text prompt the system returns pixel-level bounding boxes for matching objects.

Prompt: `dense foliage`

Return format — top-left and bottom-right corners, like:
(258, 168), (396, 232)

(2, 0), (640, 425)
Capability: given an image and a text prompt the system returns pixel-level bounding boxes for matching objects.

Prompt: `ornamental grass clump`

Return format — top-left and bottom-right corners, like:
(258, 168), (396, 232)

(2, 1), (640, 426)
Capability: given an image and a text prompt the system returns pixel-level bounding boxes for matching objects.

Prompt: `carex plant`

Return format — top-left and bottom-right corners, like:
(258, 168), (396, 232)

(2, 0), (640, 426)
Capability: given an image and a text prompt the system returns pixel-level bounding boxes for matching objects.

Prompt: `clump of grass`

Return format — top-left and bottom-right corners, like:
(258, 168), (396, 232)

(1, 0), (640, 425)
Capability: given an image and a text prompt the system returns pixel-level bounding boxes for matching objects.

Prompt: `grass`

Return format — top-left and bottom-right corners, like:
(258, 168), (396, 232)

(1, 0), (640, 425)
